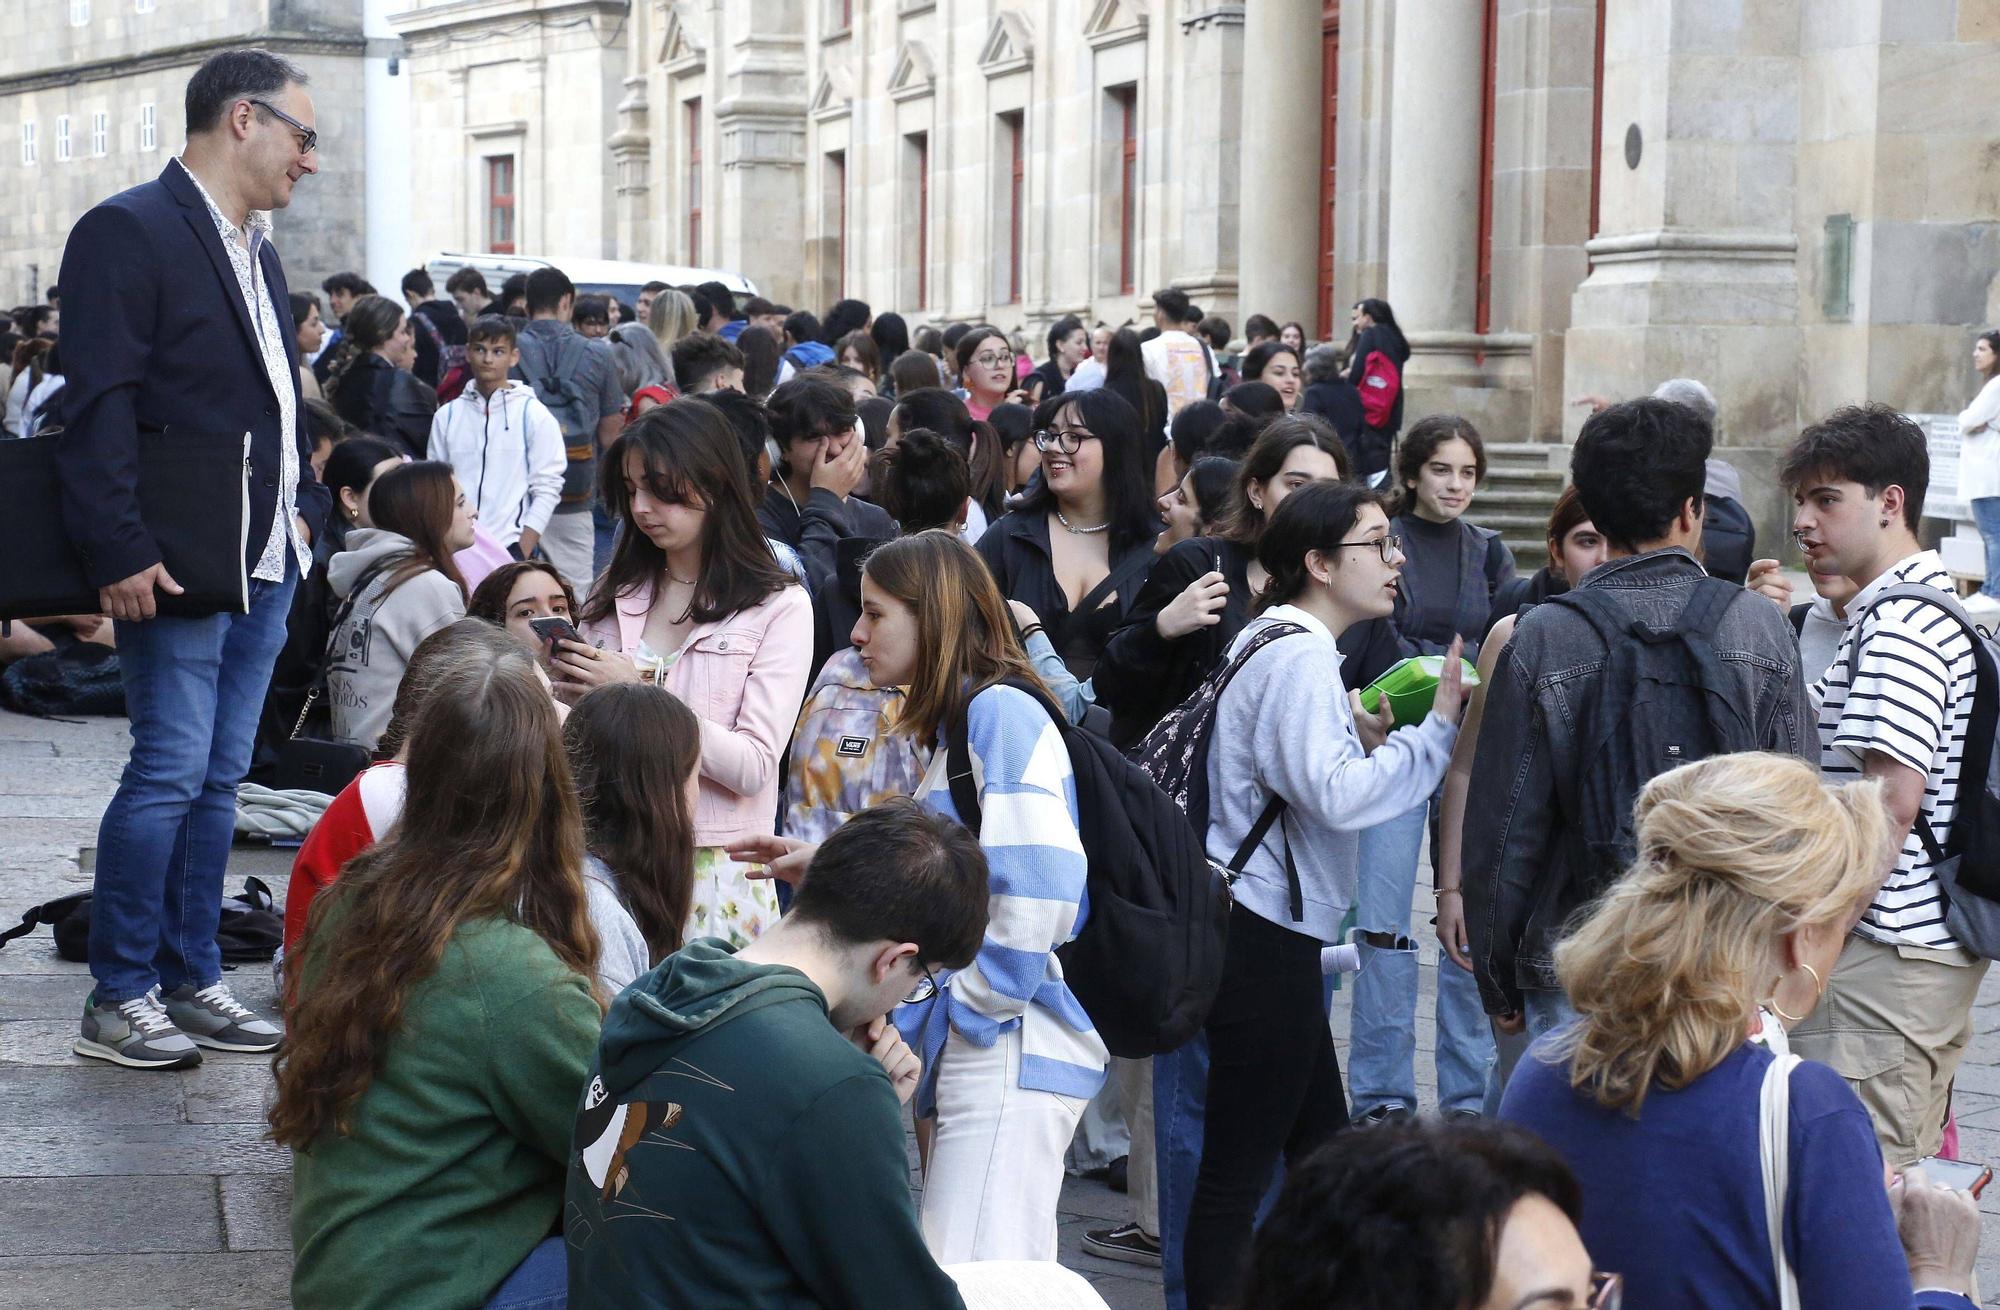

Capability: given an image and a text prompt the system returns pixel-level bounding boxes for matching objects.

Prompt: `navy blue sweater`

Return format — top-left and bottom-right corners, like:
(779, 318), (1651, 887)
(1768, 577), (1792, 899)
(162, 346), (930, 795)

(1503, 1037), (1974, 1310)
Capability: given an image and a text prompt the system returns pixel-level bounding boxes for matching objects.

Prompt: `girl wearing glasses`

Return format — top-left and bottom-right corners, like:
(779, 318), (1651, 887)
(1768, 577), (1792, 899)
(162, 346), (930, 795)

(975, 388), (1161, 681)
(1180, 480), (1464, 1310)
(1347, 413), (1514, 1130)
(952, 325), (1031, 421)
(849, 530), (1105, 1263)
(1501, 753), (1981, 1309)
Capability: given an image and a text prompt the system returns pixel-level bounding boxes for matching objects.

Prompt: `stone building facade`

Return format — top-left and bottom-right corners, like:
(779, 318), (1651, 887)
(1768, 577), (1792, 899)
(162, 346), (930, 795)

(0, 0), (368, 306)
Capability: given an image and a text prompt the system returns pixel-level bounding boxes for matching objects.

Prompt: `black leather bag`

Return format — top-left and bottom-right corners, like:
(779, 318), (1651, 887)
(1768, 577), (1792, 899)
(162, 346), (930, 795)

(0, 426), (251, 621)
(270, 557), (391, 797)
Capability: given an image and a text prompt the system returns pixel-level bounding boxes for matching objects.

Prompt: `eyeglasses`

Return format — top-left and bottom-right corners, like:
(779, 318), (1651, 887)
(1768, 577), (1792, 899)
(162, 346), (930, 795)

(247, 98), (317, 155)
(1032, 428), (1098, 455)
(1329, 533), (1403, 562)
(1589, 1272), (1623, 1310)
(904, 961), (940, 1006)
(970, 351), (1015, 369)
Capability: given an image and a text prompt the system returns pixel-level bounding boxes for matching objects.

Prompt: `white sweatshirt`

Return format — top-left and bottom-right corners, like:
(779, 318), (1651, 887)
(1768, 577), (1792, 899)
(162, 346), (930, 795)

(426, 379), (566, 546)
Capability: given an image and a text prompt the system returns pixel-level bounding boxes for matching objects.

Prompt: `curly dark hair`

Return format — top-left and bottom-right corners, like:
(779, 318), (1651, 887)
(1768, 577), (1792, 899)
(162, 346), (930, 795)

(1571, 397), (1714, 550)
(1778, 402), (1930, 534)
(1236, 1118), (1584, 1310)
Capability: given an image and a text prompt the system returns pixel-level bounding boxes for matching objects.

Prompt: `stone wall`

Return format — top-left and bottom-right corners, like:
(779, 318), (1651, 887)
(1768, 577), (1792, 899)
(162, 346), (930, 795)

(0, 1), (365, 305)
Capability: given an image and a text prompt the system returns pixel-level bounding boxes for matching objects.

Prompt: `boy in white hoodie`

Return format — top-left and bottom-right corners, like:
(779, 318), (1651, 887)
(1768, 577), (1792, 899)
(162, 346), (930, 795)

(427, 316), (566, 557)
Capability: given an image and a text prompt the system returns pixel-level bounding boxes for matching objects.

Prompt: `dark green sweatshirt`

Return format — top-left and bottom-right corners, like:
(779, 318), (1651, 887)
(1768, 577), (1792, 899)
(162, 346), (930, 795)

(566, 939), (966, 1309)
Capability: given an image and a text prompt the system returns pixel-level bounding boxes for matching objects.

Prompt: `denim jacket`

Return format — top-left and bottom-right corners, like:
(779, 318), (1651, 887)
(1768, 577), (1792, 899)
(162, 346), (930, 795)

(1461, 548), (1815, 1014)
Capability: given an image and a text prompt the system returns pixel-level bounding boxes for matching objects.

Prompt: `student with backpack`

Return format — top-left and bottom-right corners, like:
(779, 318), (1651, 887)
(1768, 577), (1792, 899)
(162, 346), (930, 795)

(848, 529), (1105, 1262)
(1345, 298), (1409, 484)
(1179, 480), (1463, 1310)
(513, 267), (626, 594)
(1462, 398), (1815, 1044)
(1760, 406), (1990, 1167)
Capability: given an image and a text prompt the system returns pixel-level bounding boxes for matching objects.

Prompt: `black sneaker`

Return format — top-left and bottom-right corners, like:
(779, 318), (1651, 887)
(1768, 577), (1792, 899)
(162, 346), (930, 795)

(1105, 1154), (1128, 1194)
(1357, 1103), (1414, 1126)
(1083, 1223), (1162, 1267)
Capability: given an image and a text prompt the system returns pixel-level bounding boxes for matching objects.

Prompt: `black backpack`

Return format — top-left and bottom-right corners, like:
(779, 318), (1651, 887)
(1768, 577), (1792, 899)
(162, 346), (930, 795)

(1550, 578), (1763, 891)
(942, 677), (1227, 1058)
(0, 877), (283, 964)
(1131, 622), (1311, 919)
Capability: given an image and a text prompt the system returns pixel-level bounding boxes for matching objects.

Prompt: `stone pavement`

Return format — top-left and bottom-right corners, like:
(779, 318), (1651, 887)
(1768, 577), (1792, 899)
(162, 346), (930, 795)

(8, 703), (2000, 1308)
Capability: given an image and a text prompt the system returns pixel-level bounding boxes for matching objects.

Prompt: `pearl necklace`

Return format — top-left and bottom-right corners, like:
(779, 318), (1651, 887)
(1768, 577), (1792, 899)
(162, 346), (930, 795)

(1055, 509), (1109, 535)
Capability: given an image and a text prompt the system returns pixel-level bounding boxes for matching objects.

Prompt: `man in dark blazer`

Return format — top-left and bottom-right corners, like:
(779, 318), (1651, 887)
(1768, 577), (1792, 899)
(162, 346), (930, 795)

(56, 49), (330, 1070)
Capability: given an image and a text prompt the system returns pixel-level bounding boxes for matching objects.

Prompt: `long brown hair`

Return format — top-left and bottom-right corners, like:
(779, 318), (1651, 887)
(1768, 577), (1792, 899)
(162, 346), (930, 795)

(862, 530), (1045, 743)
(581, 399), (794, 627)
(322, 294), (405, 401)
(268, 645), (599, 1149)
(1219, 413), (1350, 544)
(563, 683), (701, 963)
(374, 620), (517, 761)
(366, 460), (468, 600)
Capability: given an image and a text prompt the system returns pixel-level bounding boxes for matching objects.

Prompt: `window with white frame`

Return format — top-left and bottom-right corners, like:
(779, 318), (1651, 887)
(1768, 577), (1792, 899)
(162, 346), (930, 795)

(20, 122), (37, 166)
(55, 116), (71, 163)
(135, 0), (155, 11)
(139, 103), (156, 152)
(91, 111), (107, 157)
(71, 0), (90, 25)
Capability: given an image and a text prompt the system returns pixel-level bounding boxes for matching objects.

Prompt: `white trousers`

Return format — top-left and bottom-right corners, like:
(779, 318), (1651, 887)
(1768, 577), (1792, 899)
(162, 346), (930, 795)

(922, 1026), (1087, 1263)
(539, 509), (595, 597)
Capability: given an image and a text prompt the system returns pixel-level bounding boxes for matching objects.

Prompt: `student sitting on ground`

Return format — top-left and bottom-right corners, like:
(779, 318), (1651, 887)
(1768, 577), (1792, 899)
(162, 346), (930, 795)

(566, 799), (984, 1309)
(563, 682), (703, 996)
(274, 640), (603, 1310)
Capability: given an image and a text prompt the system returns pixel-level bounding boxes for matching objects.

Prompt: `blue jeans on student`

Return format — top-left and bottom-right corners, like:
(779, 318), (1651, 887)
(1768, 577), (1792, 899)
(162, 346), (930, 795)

(89, 561), (295, 1003)
(483, 1235), (566, 1309)
(1523, 987), (1579, 1043)
(1348, 800), (1497, 1117)
(1974, 498), (2000, 599)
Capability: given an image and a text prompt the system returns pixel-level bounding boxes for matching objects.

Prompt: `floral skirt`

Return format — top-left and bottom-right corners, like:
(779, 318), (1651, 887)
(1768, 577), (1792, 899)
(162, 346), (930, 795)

(685, 846), (778, 949)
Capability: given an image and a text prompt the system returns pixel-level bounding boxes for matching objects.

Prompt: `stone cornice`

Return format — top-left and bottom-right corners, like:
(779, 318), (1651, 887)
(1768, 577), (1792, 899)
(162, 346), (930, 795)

(1585, 230), (1799, 264)
(0, 31), (365, 96)
(390, 0), (626, 39)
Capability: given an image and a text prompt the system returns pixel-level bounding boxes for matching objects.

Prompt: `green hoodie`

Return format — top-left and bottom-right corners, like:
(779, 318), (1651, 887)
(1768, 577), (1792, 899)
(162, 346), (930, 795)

(566, 939), (966, 1309)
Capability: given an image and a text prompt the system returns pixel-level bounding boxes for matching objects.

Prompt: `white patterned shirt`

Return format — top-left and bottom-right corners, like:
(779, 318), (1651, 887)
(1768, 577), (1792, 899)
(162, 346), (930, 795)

(176, 157), (307, 582)
(1814, 551), (1977, 950)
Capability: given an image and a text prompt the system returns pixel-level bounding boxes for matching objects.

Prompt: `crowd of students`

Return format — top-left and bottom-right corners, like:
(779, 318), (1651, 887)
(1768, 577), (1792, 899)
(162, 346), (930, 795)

(191, 263), (1991, 1310)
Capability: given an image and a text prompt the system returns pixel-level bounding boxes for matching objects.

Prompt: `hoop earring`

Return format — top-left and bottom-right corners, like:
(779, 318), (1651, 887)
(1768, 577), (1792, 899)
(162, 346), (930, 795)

(1768, 961), (1825, 1025)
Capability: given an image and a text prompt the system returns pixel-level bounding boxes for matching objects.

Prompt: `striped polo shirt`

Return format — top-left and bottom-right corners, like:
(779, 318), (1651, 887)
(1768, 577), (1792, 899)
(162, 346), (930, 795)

(1814, 552), (1977, 950)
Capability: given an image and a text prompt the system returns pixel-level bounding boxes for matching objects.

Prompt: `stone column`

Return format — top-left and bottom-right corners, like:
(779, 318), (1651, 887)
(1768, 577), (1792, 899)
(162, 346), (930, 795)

(1175, 5), (1246, 327)
(1385, 0), (1485, 339)
(609, 0), (653, 261)
(1237, 0), (1320, 327)
(1562, 0), (1800, 536)
(713, 4), (807, 303)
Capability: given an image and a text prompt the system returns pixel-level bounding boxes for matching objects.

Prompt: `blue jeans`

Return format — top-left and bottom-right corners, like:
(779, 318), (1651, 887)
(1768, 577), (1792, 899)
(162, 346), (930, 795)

(1522, 987), (1578, 1042)
(1973, 498), (2000, 599)
(89, 562), (295, 1003)
(1348, 801), (1497, 1116)
(484, 1235), (565, 1309)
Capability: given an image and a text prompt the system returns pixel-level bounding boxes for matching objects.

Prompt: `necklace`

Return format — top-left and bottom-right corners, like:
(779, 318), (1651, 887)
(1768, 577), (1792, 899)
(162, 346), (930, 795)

(1055, 509), (1109, 535)
(667, 573), (699, 586)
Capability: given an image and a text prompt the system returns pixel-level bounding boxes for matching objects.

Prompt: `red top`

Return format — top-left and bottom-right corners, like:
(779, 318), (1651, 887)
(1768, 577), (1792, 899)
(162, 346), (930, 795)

(284, 763), (408, 955)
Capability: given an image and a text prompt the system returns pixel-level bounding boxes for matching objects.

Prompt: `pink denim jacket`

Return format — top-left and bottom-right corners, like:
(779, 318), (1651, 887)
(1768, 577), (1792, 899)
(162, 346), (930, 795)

(582, 578), (814, 845)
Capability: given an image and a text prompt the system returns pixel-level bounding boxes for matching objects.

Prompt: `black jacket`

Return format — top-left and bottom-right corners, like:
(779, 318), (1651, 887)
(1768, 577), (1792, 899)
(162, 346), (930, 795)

(1301, 379), (1373, 474)
(1485, 566), (1568, 637)
(974, 509), (1158, 681)
(1389, 513), (1517, 663)
(332, 353), (437, 457)
(756, 484), (895, 599)
(54, 161), (332, 591)
(1093, 534), (1415, 746)
(409, 298), (467, 390)
(1462, 549), (1816, 1014)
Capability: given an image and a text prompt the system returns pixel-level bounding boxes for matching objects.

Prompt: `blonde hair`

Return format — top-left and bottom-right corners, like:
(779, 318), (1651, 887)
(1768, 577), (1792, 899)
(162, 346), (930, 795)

(1553, 753), (1890, 1113)
(648, 289), (699, 348)
(860, 530), (1045, 745)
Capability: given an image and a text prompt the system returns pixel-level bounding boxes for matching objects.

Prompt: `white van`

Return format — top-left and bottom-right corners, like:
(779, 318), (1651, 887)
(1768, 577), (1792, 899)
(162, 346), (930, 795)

(423, 252), (758, 308)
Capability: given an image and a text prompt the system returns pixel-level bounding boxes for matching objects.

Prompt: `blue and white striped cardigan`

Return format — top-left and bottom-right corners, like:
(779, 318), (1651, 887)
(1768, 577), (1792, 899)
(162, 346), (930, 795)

(895, 683), (1109, 1115)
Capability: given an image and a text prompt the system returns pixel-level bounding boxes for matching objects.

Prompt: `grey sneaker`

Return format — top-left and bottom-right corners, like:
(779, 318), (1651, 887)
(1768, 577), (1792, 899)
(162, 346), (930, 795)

(75, 990), (201, 1070)
(162, 982), (283, 1053)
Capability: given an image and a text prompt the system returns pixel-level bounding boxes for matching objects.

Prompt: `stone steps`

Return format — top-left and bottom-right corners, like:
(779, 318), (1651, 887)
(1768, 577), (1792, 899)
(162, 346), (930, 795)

(1476, 442), (1568, 572)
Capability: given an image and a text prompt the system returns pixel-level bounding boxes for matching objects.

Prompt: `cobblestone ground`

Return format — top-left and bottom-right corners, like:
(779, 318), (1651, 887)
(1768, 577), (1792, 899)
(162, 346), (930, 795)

(6, 705), (2000, 1308)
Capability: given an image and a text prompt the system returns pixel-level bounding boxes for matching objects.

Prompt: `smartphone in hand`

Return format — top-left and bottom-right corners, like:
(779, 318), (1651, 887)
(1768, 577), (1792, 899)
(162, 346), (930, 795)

(528, 615), (584, 647)
(1915, 1156), (1993, 1197)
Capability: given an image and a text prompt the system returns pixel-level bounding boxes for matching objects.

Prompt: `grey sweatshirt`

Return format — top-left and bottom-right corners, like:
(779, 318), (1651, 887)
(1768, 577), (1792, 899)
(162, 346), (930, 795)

(326, 528), (467, 750)
(1205, 604), (1458, 942)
